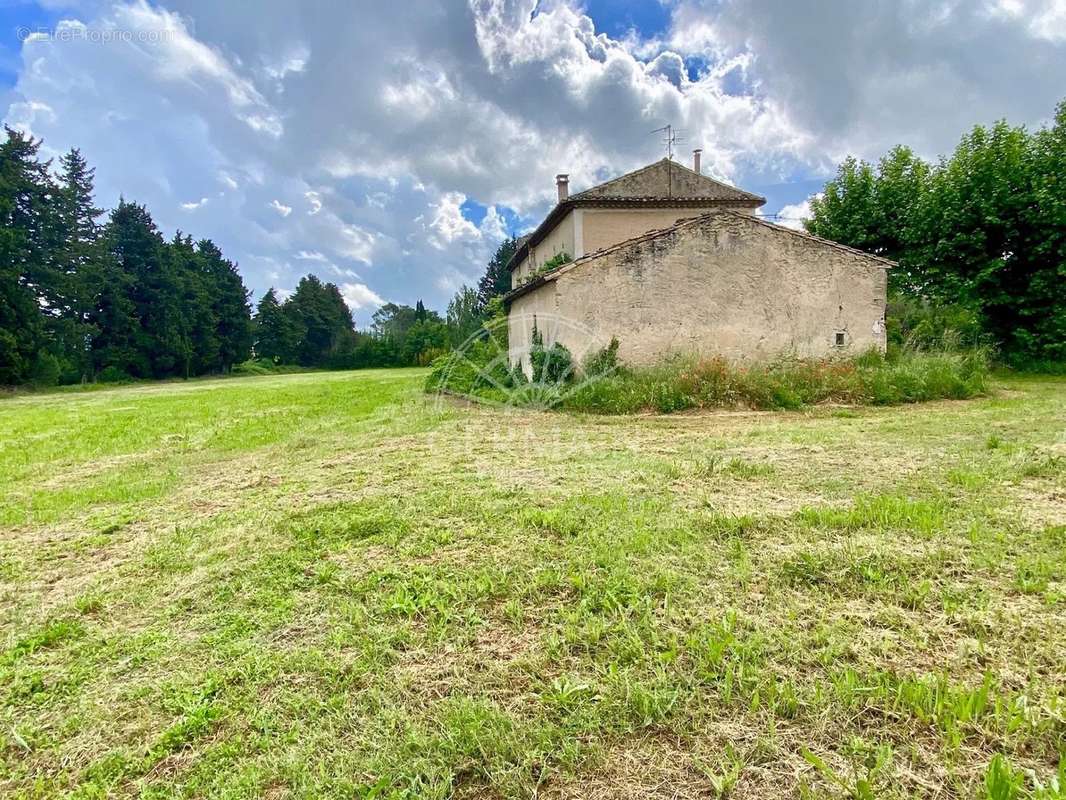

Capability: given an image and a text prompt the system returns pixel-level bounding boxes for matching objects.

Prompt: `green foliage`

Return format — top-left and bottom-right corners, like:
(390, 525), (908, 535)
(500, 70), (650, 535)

(984, 754), (1026, 800)
(231, 359), (286, 376)
(0, 127), (253, 386)
(476, 236), (518, 308)
(96, 365), (131, 383)
(253, 288), (301, 364)
(563, 348), (990, 414)
(446, 285), (484, 345)
(2, 369), (1066, 795)
(29, 352), (60, 387)
(529, 324), (574, 384)
(886, 291), (986, 353)
(518, 251), (572, 287)
(425, 339), (520, 403)
(0, 127), (50, 384)
(286, 275), (353, 367)
(581, 337), (621, 377)
(808, 99), (1066, 362)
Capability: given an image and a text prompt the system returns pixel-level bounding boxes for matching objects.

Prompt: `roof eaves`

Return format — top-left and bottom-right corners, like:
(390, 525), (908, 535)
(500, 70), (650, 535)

(504, 210), (895, 304)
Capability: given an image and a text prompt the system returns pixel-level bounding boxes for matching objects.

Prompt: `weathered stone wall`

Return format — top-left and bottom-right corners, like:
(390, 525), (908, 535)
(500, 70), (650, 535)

(509, 213), (888, 369)
(507, 282), (560, 372)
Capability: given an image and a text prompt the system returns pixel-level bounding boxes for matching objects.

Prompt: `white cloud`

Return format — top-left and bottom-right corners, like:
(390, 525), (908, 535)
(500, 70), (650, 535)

(294, 249), (327, 262)
(336, 224), (376, 264)
(339, 281), (385, 310)
(4, 0), (1063, 323)
(774, 197), (816, 231)
(180, 197), (209, 211)
(262, 43), (311, 82)
(427, 191), (479, 248)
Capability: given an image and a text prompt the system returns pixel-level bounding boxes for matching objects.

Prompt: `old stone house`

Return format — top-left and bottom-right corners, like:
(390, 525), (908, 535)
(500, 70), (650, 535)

(504, 154), (891, 371)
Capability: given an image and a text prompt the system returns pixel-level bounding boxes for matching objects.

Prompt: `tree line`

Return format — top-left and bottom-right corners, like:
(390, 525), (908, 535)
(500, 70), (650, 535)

(1, 127), (252, 386)
(248, 234), (517, 370)
(806, 99), (1065, 364)
(1, 124), (521, 386)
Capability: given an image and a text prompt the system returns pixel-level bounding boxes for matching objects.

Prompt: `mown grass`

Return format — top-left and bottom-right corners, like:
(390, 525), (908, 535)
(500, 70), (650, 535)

(1, 369), (1064, 798)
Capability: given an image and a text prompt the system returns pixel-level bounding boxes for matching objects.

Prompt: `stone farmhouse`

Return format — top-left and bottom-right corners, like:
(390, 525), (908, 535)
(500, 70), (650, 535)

(504, 153), (891, 371)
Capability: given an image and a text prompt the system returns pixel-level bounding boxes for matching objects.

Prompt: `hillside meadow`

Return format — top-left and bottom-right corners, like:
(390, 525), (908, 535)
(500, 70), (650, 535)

(1, 369), (1064, 798)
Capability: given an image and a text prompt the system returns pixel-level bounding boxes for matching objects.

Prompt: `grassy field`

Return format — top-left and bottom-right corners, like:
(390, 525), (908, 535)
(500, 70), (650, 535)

(1, 369), (1064, 799)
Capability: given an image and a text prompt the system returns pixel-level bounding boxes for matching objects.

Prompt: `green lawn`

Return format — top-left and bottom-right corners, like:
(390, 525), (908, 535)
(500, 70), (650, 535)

(1, 370), (1063, 798)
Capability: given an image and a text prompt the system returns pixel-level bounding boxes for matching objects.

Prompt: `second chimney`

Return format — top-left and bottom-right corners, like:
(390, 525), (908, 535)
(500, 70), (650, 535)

(556, 174), (569, 203)
(693, 149), (702, 174)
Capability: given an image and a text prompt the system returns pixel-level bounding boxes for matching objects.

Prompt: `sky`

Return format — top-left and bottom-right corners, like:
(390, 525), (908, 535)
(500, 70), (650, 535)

(2, 0), (1065, 324)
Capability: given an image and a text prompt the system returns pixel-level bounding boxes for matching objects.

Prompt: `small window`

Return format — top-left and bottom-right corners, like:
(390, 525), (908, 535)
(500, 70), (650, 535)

(834, 331), (846, 347)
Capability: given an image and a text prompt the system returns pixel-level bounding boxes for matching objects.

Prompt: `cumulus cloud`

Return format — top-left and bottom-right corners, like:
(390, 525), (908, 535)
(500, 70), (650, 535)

(668, 0), (1066, 161)
(180, 197), (208, 211)
(4, 0), (1063, 325)
(774, 197), (816, 231)
(339, 281), (385, 310)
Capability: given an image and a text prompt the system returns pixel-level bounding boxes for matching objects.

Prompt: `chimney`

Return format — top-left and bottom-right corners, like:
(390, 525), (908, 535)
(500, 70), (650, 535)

(556, 174), (569, 203)
(693, 149), (702, 174)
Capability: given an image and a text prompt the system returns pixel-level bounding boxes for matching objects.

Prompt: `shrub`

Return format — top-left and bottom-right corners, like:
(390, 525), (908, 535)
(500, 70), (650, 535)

(96, 366), (132, 384)
(886, 293), (986, 353)
(528, 325), (573, 385)
(425, 338), (521, 403)
(30, 352), (60, 387)
(232, 359), (279, 376)
(582, 337), (620, 378)
(531, 341), (573, 385)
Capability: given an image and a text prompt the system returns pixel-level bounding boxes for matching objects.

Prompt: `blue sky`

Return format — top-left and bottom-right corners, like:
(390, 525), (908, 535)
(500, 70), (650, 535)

(3, 0), (1064, 322)
(0, 2), (56, 85)
(581, 0), (672, 39)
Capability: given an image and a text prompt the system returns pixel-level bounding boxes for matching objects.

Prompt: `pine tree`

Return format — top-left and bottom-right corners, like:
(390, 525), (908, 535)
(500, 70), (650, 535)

(198, 239), (251, 371)
(287, 275), (353, 366)
(51, 148), (104, 381)
(254, 288), (301, 363)
(0, 127), (54, 384)
(476, 236), (518, 309)
(92, 201), (159, 377)
(169, 232), (218, 376)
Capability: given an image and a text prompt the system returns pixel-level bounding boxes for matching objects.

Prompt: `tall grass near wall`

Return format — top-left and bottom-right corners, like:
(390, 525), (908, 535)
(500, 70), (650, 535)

(564, 348), (991, 414)
(428, 343), (992, 414)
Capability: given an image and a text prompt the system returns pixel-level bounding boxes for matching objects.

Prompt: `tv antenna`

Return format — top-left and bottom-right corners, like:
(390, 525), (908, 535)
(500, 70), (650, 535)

(650, 124), (685, 160)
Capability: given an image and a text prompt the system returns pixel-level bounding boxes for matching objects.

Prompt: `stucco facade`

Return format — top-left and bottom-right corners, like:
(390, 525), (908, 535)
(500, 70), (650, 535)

(513, 214), (574, 285)
(508, 158), (765, 287)
(507, 211), (890, 370)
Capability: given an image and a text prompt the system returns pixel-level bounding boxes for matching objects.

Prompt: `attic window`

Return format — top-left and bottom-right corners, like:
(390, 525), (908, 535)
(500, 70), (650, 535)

(834, 331), (847, 347)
